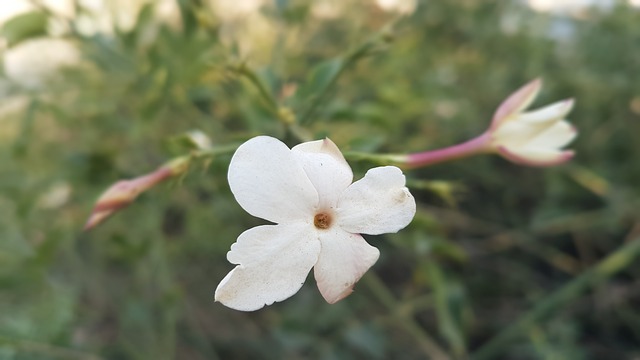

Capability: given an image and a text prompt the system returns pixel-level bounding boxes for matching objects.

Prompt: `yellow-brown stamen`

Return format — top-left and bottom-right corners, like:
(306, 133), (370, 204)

(314, 212), (332, 229)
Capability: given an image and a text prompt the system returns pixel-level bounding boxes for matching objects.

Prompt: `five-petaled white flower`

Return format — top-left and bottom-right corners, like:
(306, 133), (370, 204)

(488, 78), (577, 166)
(215, 136), (416, 311)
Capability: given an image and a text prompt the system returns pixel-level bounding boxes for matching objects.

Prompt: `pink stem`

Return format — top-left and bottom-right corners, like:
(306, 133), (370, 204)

(405, 132), (492, 169)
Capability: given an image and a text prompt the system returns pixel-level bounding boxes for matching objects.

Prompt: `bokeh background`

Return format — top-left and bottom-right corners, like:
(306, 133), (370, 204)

(1, 0), (640, 359)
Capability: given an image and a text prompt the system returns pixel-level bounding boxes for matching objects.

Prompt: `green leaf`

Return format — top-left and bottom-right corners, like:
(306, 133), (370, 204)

(296, 58), (343, 100)
(1, 11), (48, 48)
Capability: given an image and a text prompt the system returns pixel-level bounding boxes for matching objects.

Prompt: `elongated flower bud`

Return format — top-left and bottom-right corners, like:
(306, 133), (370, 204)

(401, 78), (577, 169)
(84, 157), (189, 231)
(486, 79), (577, 166)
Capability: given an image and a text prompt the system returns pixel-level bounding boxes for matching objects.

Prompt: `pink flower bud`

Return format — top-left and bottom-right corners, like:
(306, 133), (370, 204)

(84, 157), (189, 231)
(486, 79), (577, 167)
(398, 78), (577, 169)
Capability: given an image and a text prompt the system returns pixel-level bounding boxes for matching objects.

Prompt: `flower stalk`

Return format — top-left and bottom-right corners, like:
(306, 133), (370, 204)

(403, 133), (491, 169)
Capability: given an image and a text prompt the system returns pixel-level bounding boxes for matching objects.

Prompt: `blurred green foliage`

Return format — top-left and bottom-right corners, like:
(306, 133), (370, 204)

(1, 0), (640, 359)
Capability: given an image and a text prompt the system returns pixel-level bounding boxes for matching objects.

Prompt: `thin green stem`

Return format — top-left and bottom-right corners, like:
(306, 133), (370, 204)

(298, 19), (399, 125)
(191, 142), (243, 159)
(150, 230), (178, 358)
(233, 64), (280, 116)
(343, 151), (407, 166)
(363, 273), (451, 360)
(471, 237), (640, 360)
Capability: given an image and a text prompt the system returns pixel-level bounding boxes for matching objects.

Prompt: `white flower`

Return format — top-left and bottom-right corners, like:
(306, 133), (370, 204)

(3, 38), (80, 89)
(215, 136), (416, 311)
(487, 79), (577, 166)
(376, 0), (417, 15)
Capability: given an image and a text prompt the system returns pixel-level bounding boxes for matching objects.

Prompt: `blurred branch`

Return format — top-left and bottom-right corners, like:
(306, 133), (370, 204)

(363, 273), (451, 360)
(190, 142), (242, 159)
(565, 164), (610, 198)
(419, 206), (581, 275)
(26, 0), (80, 38)
(428, 263), (467, 358)
(298, 18), (399, 125)
(471, 236), (640, 360)
(0, 336), (101, 360)
(229, 63), (280, 118)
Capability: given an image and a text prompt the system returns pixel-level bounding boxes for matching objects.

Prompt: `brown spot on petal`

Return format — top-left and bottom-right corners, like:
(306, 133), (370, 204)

(393, 188), (411, 204)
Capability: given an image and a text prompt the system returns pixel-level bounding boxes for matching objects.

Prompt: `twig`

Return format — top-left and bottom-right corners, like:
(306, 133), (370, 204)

(0, 337), (101, 360)
(232, 64), (280, 117)
(298, 18), (400, 125)
(363, 273), (451, 360)
(471, 237), (640, 360)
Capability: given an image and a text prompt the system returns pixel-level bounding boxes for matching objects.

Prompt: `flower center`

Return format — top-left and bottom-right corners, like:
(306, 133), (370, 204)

(314, 212), (332, 230)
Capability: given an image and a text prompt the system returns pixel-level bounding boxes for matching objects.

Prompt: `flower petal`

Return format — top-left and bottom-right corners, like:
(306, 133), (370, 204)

(336, 166), (416, 235)
(527, 120), (577, 149)
(491, 78), (542, 127)
(518, 99), (574, 124)
(292, 138), (353, 210)
(228, 136), (319, 223)
(215, 222), (321, 311)
(497, 146), (574, 167)
(491, 117), (563, 149)
(314, 227), (380, 304)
